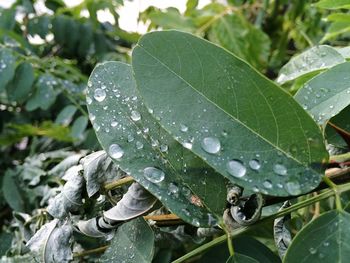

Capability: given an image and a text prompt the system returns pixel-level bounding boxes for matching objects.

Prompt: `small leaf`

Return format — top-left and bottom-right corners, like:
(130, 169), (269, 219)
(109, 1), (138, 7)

(25, 74), (58, 111)
(2, 169), (25, 212)
(132, 30), (328, 196)
(70, 116), (88, 139)
(87, 62), (227, 226)
(295, 62), (350, 126)
(273, 202), (292, 259)
(277, 45), (345, 84)
(55, 105), (77, 125)
(284, 210), (350, 262)
(0, 232), (12, 256)
(48, 152), (85, 177)
(100, 217), (154, 263)
(6, 62), (35, 102)
(0, 48), (16, 92)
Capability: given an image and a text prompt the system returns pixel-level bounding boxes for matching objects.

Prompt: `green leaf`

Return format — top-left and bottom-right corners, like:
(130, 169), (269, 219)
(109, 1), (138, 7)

(322, 21), (350, 42)
(28, 16), (50, 39)
(208, 13), (271, 71)
(132, 30), (328, 197)
(6, 61), (35, 102)
(55, 105), (77, 125)
(0, 8), (16, 30)
(295, 62), (350, 126)
(70, 115), (88, 140)
(2, 169), (25, 212)
(327, 13), (350, 23)
(277, 45), (345, 84)
(226, 254), (259, 263)
(100, 218), (154, 263)
(0, 48), (16, 92)
(316, 0), (350, 9)
(87, 62), (227, 226)
(25, 74), (58, 111)
(325, 105), (350, 148)
(284, 210), (350, 263)
(0, 232), (12, 256)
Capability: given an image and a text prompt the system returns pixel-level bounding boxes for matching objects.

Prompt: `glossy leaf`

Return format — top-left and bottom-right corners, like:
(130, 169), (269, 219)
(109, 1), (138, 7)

(87, 61), (227, 226)
(70, 116), (88, 139)
(132, 30), (328, 196)
(6, 62), (35, 102)
(208, 13), (270, 70)
(284, 210), (350, 263)
(100, 218), (154, 263)
(325, 105), (350, 148)
(0, 48), (16, 92)
(277, 45), (345, 84)
(295, 62), (350, 126)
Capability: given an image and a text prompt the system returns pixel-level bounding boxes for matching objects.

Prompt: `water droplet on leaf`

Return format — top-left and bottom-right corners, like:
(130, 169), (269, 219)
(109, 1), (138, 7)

(109, 144), (124, 159)
(94, 88), (106, 102)
(226, 159), (246, 178)
(143, 167), (165, 183)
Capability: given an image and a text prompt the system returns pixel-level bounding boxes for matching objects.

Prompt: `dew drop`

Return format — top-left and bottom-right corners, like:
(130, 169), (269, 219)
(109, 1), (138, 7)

(127, 135), (134, 142)
(109, 144), (124, 159)
(192, 218), (200, 227)
(201, 137), (221, 154)
(180, 124), (188, 132)
(111, 121), (118, 127)
(160, 144), (168, 152)
(136, 141), (143, 149)
(86, 96), (92, 105)
(273, 164), (287, 176)
(226, 159), (246, 178)
(182, 141), (193, 149)
(309, 247), (317, 254)
(168, 183), (179, 196)
(286, 181), (301, 195)
(249, 159), (261, 170)
(263, 180), (273, 189)
(94, 88), (106, 102)
(131, 110), (141, 121)
(143, 167), (165, 183)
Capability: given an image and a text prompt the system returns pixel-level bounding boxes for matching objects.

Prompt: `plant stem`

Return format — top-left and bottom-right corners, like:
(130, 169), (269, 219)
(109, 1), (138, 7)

(226, 231), (234, 256)
(330, 152), (350, 163)
(104, 176), (134, 191)
(323, 176), (342, 211)
(172, 181), (350, 262)
(73, 245), (108, 258)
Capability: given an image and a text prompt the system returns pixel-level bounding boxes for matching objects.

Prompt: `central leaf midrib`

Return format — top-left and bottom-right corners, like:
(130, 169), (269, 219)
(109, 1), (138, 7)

(136, 44), (310, 171)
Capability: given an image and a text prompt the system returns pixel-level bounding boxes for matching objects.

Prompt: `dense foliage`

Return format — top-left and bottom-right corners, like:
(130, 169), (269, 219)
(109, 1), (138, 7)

(0, 0), (350, 262)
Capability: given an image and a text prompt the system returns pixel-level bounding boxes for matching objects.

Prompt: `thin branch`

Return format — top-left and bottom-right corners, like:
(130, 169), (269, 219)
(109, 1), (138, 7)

(73, 245), (108, 258)
(104, 176), (134, 191)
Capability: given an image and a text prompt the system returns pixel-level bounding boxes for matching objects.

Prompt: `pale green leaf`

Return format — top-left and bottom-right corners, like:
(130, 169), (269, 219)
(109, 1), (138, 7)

(316, 0), (350, 9)
(277, 45), (345, 84)
(295, 62), (350, 126)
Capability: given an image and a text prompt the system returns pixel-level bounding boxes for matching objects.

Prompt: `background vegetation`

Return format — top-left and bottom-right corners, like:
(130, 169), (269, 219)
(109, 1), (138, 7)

(0, 0), (349, 262)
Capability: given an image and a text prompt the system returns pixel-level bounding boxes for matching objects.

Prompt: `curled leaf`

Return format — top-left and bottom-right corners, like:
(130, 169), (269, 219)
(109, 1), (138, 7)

(273, 201), (292, 259)
(76, 217), (111, 238)
(47, 166), (84, 219)
(104, 182), (157, 222)
(230, 193), (264, 226)
(80, 150), (126, 197)
(48, 152), (86, 177)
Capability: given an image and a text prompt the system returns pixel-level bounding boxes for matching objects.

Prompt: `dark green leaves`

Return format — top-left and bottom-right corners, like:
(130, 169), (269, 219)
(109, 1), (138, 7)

(132, 30), (328, 197)
(208, 13), (271, 71)
(2, 170), (25, 212)
(295, 62), (350, 126)
(100, 218), (154, 263)
(6, 62), (35, 102)
(0, 48), (16, 92)
(284, 210), (350, 262)
(87, 61), (227, 226)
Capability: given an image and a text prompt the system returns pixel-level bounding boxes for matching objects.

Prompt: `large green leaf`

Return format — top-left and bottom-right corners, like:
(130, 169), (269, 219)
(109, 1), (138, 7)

(284, 210), (350, 263)
(132, 30), (328, 197)
(6, 61), (35, 102)
(87, 62), (227, 226)
(294, 62), (350, 126)
(277, 45), (345, 84)
(208, 13), (270, 71)
(100, 218), (154, 263)
(2, 169), (25, 212)
(0, 48), (16, 92)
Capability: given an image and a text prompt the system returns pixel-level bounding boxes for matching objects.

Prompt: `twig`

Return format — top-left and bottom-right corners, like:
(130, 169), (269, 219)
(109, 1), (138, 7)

(104, 176), (134, 191)
(73, 245), (108, 258)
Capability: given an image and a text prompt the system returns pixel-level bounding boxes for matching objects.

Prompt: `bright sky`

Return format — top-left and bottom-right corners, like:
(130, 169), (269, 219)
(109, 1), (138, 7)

(0, 0), (212, 33)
